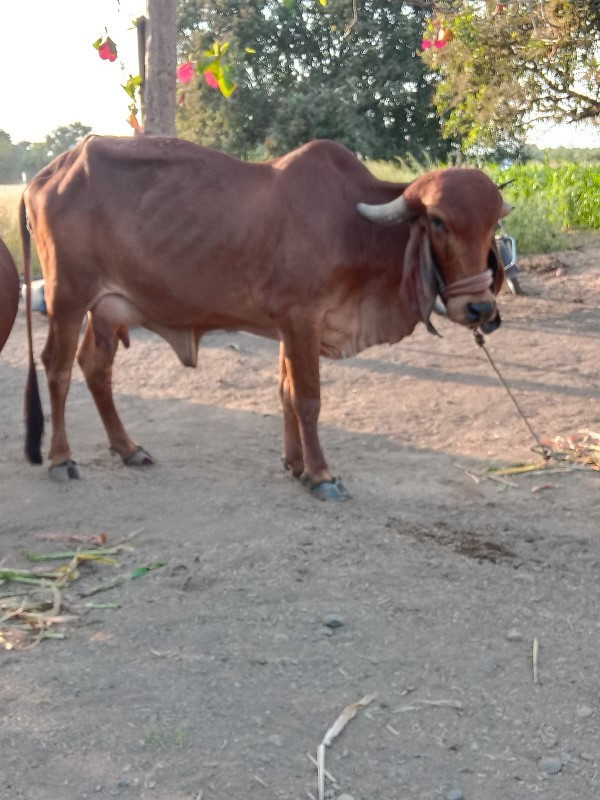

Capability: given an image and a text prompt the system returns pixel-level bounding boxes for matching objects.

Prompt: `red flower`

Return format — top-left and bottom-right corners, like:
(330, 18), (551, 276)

(433, 39), (447, 49)
(421, 39), (433, 50)
(204, 70), (219, 89)
(98, 38), (117, 62)
(177, 61), (195, 84)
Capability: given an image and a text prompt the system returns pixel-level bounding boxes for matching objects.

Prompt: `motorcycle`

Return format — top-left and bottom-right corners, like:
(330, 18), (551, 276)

(495, 221), (524, 296)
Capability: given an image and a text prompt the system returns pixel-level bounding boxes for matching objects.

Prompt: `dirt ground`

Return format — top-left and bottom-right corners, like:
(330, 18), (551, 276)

(1, 245), (599, 800)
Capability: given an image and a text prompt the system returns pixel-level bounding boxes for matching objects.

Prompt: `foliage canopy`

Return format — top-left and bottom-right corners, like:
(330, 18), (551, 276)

(421, 0), (600, 151)
(176, 0), (454, 160)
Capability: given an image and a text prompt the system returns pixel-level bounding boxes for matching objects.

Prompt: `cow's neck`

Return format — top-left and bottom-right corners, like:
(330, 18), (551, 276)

(320, 279), (420, 359)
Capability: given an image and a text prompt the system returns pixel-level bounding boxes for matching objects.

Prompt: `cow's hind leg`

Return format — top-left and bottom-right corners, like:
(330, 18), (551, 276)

(77, 318), (154, 467)
(280, 325), (348, 501)
(41, 315), (85, 481)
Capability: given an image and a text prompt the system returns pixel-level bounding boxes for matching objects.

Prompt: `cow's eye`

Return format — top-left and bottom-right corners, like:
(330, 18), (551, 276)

(429, 216), (446, 231)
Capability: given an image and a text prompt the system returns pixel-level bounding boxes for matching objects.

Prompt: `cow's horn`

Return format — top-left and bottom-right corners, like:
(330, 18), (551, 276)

(357, 195), (417, 225)
(500, 200), (513, 218)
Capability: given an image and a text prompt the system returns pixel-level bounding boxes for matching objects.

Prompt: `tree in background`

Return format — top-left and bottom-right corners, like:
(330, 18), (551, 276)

(0, 124), (92, 183)
(421, 0), (600, 152)
(176, 0), (454, 160)
(0, 131), (21, 183)
(42, 123), (93, 159)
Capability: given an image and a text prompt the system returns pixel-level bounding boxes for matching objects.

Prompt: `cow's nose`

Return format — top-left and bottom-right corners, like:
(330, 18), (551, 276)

(466, 301), (495, 324)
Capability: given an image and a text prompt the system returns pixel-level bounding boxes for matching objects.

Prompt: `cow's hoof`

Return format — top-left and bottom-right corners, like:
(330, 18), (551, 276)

(123, 446), (154, 467)
(309, 478), (349, 502)
(49, 459), (81, 482)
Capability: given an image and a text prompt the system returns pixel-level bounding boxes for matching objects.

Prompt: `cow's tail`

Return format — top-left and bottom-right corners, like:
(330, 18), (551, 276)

(20, 195), (44, 464)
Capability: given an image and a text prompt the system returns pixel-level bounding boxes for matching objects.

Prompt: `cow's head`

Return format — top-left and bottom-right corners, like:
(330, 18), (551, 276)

(357, 168), (510, 334)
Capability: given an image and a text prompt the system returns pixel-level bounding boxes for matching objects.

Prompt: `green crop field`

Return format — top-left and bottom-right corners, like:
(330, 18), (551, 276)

(367, 161), (600, 255)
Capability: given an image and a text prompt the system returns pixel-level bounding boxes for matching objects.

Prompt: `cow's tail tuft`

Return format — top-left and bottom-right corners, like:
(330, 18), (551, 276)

(20, 194), (44, 464)
(25, 361), (44, 464)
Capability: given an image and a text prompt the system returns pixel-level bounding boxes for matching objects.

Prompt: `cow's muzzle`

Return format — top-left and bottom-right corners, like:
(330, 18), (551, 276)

(466, 301), (501, 333)
(466, 301), (494, 325)
(480, 309), (502, 334)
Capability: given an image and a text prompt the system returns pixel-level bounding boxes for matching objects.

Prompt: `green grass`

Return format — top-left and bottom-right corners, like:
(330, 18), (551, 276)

(366, 159), (423, 184)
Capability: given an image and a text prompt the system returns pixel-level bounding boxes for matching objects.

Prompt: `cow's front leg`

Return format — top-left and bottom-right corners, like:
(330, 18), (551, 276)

(280, 326), (348, 501)
(41, 315), (84, 481)
(77, 318), (154, 467)
(278, 341), (304, 477)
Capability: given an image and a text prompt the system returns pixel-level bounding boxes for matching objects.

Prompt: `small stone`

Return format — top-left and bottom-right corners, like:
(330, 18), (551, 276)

(579, 752), (595, 762)
(539, 757), (563, 775)
(267, 734), (283, 747)
(323, 615), (344, 629)
(338, 794), (356, 800)
(446, 790), (464, 800)
(506, 628), (524, 642)
(576, 705), (594, 719)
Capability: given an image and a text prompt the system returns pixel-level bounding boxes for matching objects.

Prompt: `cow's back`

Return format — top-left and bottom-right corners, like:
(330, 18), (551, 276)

(0, 238), (19, 353)
(24, 137), (286, 324)
(23, 136), (412, 336)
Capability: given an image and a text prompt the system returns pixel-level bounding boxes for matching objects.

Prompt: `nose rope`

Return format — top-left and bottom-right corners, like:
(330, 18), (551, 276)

(473, 331), (552, 462)
(442, 269), (493, 299)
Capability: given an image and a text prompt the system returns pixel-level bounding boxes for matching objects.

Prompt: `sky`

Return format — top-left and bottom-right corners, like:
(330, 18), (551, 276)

(1, 1), (599, 149)
(0, 1), (146, 142)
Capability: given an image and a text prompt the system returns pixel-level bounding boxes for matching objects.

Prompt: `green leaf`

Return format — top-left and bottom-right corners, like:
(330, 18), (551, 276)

(121, 74), (143, 100)
(197, 55), (216, 71)
(130, 562), (165, 580)
(218, 64), (237, 98)
(92, 37), (103, 51)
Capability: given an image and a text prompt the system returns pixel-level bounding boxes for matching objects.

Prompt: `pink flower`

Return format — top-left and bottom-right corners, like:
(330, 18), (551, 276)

(433, 39), (447, 49)
(98, 38), (117, 62)
(204, 70), (219, 89)
(421, 39), (433, 50)
(177, 61), (195, 84)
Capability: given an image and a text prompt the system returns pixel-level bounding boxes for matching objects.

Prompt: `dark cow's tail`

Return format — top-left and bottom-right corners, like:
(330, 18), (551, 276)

(20, 195), (44, 464)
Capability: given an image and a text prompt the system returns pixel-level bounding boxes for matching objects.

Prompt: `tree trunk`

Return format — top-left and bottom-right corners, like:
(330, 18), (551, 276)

(143, 0), (176, 137)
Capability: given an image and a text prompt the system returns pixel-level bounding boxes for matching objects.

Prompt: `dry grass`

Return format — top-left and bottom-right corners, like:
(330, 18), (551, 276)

(0, 183), (41, 275)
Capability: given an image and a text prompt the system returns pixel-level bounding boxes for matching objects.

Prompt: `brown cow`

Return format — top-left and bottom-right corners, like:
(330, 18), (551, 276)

(0, 238), (19, 354)
(21, 136), (507, 499)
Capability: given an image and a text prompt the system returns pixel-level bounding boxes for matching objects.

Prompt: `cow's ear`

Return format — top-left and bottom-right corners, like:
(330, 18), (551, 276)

(402, 219), (437, 322)
(488, 241), (505, 295)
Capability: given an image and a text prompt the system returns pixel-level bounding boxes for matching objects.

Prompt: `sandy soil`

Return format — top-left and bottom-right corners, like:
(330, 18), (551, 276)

(1, 246), (599, 800)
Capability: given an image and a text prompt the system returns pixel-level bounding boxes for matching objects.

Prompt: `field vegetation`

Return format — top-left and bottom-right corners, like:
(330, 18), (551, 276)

(0, 184), (41, 276)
